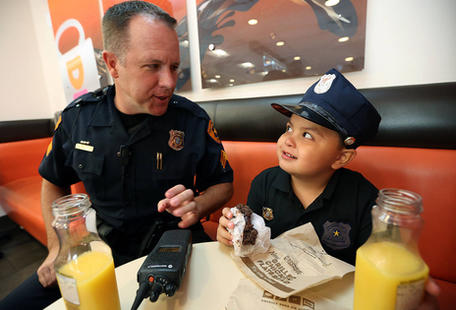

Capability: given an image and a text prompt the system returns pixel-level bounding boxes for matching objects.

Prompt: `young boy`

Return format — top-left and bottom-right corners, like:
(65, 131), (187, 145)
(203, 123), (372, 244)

(217, 68), (440, 308)
(217, 68), (381, 265)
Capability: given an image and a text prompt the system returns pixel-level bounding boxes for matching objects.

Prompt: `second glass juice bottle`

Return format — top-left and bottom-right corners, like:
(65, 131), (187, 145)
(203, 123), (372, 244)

(353, 188), (429, 310)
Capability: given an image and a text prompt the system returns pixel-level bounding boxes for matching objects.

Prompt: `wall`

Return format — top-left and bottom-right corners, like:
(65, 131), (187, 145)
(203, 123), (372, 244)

(0, 0), (455, 121)
(0, 0), (65, 121)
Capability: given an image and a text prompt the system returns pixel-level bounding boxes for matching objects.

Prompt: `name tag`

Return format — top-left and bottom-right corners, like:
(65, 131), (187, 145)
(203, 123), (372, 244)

(75, 143), (94, 152)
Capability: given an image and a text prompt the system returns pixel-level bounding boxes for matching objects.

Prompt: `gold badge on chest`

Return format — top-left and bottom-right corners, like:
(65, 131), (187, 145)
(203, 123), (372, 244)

(262, 207), (274, 221)
(168, 130), (184, 151)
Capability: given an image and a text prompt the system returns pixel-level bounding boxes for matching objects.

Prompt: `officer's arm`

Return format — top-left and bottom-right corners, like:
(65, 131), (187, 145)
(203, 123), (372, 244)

(195, 182), (233, 218)
(37, 179), (71, 286)
(41, 179), (71, 252)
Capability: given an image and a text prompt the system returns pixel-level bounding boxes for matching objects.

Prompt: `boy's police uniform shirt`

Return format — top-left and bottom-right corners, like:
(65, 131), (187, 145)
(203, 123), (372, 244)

(39, 86), (233, 229)
(247, 166), (378, 265)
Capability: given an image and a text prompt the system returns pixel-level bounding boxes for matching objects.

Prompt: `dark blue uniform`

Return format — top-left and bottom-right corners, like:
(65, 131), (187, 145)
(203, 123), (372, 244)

(39, 86), (233, 263)
(247, 166), (378, 265)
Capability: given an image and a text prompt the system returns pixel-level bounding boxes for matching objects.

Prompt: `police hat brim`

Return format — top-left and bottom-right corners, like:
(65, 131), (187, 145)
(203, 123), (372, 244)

(271, 103), (339, 133)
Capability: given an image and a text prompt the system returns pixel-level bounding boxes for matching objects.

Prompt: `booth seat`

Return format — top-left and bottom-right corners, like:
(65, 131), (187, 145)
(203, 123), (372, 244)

(0, 137), (51, 245)
(0, 137), (85, 246)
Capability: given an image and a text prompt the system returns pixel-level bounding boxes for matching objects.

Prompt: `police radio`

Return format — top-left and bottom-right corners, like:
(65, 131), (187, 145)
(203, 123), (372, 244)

(130, 229), (192, 310)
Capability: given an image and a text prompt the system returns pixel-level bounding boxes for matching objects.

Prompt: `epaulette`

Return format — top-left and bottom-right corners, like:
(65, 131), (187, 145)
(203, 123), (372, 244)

(64, 86), (110, 111)
(170, 94), (209, 119)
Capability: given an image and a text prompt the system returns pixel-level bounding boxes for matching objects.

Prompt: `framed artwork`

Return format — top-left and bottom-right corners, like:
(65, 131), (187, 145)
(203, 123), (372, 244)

(197, 0), (367, 88)
(48, 0), (190, 104)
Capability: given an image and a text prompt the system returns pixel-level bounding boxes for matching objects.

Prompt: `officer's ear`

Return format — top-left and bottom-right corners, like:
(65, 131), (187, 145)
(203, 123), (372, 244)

(103, 51), (119, 79)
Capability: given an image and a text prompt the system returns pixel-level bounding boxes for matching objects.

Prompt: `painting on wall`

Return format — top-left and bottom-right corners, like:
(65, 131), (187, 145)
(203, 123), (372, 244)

(197, 0), (367, 88)
(48, 0), (191, 104)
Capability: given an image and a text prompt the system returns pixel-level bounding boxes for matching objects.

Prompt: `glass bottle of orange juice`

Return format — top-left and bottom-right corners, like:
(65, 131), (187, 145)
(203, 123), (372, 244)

(52, 194), (120, 310)
(353, 188), (429, 310)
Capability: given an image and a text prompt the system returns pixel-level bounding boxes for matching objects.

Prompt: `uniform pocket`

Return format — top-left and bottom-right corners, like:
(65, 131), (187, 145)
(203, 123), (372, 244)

(69, 150), (105, 199)
(72, 150), (104, 176)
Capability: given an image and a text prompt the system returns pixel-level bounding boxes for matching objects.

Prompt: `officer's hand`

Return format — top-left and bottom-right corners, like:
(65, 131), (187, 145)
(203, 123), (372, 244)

(158, 184), (200, 228)
(417, 278), (440, 310)
(216, 207), (234, 246)
(37, 246), (59, 287)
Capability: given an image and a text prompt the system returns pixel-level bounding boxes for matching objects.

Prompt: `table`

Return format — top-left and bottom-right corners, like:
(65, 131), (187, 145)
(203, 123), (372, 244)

(46, 241), (354, 309)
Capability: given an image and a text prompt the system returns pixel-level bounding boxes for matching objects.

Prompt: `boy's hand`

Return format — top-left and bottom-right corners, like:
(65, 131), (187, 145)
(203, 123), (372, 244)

(216, 207), (235, 246)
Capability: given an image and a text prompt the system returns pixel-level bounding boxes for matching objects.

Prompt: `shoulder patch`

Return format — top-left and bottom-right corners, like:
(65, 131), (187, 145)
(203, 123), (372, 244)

(54, 115), (62, 131)
(207, 120), (221, 144)
(220, 149), (228, 169)
(45, 139), (53, 157)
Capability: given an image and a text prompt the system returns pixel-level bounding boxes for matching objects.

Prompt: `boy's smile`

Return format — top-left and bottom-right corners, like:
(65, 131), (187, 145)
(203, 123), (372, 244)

(281, 151), (297, 160)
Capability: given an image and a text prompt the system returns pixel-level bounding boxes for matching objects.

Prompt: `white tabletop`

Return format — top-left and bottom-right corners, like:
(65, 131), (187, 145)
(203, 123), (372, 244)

(46, 241), (354, 310)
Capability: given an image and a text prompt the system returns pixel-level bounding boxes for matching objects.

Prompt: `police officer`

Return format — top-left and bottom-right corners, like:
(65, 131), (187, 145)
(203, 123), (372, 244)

(0, 2), (233, 309)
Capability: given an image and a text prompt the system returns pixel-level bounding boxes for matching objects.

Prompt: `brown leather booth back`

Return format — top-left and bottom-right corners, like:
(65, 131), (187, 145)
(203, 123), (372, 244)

(0, 119), (53, 143)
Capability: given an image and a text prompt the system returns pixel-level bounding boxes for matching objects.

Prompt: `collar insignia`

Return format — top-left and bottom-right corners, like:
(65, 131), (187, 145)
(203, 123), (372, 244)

(168, 130), (184, 151)
(262, 207), (274, 221)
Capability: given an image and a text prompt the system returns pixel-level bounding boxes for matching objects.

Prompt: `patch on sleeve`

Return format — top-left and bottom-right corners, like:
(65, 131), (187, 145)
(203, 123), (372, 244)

(207, 120), (221, 144)
(46, 140), (53, 157)
(54, 115), (62, 131)
(321, 220), (351, 250)
(220, 149), (228, 169)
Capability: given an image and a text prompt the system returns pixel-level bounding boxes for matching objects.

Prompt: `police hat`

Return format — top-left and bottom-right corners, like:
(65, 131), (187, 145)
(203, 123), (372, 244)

(271, 68), (381, 148)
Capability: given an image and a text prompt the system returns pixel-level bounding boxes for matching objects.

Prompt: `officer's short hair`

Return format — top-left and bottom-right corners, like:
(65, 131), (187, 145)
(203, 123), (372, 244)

(102, 1), (176, 62)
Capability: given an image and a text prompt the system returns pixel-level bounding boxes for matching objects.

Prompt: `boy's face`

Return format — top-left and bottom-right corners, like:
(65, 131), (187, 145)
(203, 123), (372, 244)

(277, 114), (346, 178)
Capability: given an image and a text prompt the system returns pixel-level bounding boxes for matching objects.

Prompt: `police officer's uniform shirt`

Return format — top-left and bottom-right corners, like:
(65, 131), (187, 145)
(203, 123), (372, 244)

(247, 166), (378, 265)
(39, 86), (233, 230)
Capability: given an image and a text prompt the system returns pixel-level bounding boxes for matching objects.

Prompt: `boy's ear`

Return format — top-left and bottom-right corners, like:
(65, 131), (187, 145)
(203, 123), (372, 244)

(332, 148), (357, 170)
(102, 51), (119, 79)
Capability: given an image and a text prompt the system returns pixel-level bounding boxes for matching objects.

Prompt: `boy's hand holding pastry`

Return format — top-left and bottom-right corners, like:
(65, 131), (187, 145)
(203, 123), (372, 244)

(217, 204), (271, 257)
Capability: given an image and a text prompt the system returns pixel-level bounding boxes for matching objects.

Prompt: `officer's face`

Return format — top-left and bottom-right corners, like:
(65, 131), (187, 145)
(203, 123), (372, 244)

(277, 114), (346, 180)
(110, 16), (180, 116)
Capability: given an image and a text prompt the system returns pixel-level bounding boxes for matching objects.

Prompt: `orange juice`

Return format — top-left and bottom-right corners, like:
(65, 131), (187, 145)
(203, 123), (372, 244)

(56, 251), (120, 310)
(353, 241), (428, 310)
